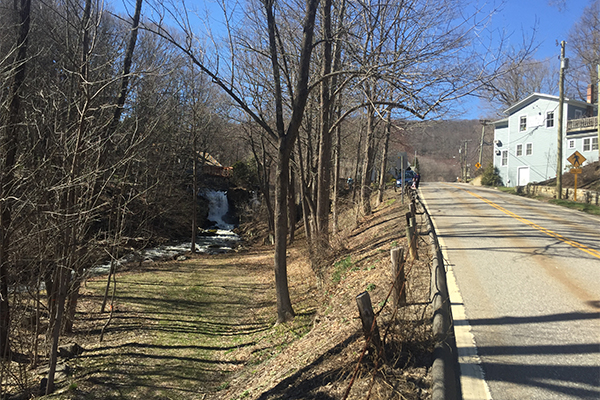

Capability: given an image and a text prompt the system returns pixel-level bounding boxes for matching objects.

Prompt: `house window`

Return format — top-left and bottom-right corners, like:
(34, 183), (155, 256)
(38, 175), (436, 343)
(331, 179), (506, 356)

(520, 116), (527, 131)
(593, 137), (599, 151)
(583, 138), (591, 151)
(546, 111), (554, 127)
(526, 143), (532, 155)
(568, 139), (575, 149)
(575, 109), (583, 119)
(516, 144), (523, 156)
(501, 150), (508, 166)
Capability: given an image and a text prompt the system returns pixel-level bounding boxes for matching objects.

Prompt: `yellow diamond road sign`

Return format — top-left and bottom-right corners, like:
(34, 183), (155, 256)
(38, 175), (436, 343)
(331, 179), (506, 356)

(567, 151), (586, 168)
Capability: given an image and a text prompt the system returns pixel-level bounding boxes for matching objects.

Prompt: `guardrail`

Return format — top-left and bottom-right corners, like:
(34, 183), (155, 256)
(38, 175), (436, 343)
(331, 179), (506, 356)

(418, 190), (462, 400)
(341, 188), (461, 399)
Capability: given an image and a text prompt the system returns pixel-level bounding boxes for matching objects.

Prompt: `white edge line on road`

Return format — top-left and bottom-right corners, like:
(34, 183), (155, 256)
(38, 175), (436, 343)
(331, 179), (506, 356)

(420, 188), (493, 400)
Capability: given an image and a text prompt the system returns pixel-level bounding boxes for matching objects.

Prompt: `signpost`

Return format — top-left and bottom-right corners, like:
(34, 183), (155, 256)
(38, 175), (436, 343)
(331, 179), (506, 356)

(567, 151), (587, 202)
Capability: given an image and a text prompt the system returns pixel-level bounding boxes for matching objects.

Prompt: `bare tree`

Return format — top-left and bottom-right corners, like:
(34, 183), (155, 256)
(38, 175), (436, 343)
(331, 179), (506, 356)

(143, 0), (321, 322)
(138, 0), (532, 322)
(376, 109), (392, 206)
(0, 0), (31, 360)
(567, 0), (600, 100)
(483, 56), (559, 109)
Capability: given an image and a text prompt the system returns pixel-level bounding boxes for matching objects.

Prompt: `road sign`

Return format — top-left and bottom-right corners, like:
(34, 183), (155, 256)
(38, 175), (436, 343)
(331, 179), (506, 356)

(567, 151), (586, 168)
(475, 162), (481, 169)
(570, 168), (582, 174)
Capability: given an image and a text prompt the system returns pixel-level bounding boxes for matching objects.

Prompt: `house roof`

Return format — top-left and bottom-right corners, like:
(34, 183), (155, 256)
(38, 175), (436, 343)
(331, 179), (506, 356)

(197, 152), (222, 167)
(492, 117), (508, 126)
(503, 92), (590, 115)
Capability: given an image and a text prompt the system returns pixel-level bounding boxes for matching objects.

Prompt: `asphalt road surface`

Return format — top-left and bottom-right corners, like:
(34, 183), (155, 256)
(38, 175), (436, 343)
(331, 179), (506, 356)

(420, 183), (600, 400)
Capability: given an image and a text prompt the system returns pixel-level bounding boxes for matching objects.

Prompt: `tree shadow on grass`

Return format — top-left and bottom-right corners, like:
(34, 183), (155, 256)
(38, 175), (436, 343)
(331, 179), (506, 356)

(255, 332), (360, 400)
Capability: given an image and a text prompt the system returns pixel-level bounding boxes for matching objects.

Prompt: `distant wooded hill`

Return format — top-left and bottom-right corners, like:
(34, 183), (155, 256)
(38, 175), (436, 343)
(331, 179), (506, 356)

(389, 119), (494, 182)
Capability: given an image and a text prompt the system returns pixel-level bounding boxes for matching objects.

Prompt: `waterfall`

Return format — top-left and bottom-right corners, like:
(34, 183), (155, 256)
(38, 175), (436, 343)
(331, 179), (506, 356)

(85, 190), (240, 276)
(203, 190), (235, 231)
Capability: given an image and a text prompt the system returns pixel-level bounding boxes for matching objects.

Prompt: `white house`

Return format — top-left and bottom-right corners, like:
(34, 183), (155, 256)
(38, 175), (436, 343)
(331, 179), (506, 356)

(493, 93), (598, 187)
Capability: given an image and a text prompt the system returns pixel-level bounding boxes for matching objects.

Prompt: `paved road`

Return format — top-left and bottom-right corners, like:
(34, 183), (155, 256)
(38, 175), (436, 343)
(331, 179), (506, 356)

(420, 183), (600, 400)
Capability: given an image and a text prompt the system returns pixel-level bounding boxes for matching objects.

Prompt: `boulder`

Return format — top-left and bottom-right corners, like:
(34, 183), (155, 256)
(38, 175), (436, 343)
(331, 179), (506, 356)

(58, 343), (84, 359)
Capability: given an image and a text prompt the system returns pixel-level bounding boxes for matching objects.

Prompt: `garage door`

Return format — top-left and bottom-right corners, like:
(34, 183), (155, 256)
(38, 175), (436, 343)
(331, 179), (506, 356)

(517, 166), (530, 186)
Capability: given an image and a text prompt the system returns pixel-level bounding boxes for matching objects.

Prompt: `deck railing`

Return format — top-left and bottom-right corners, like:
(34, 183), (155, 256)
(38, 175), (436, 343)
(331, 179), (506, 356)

(567, 116), (598, 132)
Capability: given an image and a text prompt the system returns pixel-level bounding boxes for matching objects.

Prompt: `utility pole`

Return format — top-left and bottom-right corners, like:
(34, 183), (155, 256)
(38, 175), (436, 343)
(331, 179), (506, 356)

(465, 140), (469, 182)
(479, 120), (489, 167)
(458, 147), (463, 182)
(556, 41), (567, 200)
(461, 139), (473, 182)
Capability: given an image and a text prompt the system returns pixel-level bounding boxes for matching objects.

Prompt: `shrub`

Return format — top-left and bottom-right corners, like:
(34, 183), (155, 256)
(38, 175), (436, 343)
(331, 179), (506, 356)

(331, 256), (354, 283)
(231, 159), (259, 188)
(481, 163), (503, 186)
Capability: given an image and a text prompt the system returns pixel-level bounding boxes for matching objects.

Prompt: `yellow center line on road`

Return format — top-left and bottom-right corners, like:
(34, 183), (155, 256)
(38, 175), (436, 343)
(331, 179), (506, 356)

(448, 184), (600, 260)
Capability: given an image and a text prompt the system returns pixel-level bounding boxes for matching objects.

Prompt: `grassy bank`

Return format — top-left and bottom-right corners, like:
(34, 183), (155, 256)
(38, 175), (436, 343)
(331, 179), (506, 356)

(548, 198), (600, 216)
(497, 186), (600, 216)
(49, 248), (316, 399)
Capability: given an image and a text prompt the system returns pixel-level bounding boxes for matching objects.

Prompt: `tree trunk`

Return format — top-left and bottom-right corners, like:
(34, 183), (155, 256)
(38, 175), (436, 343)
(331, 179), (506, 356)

(332, 106), (342, 235)
(104, 0), (143, 159)
(352, 123), (364, 202)
(63, 278), (80, 333)
(296, 138), (313, 246)
(101, 259), (116, 313)
(263, 0), (319, 322)
(0, 0), (31, 358)
(315, 0), (333, 248)
(376, 110), (391, 206)
(360, 107), (376, 215)
(274, 138), (295, 323)
(46, 266), (68, 394)
(251, 135), (274, 235)
(191, 135), (198, 252)
(64, 0), (144, 332)
(288, 169), (297, 244)
(61, 0), (91, 331)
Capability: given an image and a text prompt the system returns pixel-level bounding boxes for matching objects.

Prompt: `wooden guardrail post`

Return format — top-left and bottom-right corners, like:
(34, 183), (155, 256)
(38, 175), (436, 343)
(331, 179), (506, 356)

(405, 212), (418, 260)
(391, 247), (406, 308)
(356, 291), (383, 354)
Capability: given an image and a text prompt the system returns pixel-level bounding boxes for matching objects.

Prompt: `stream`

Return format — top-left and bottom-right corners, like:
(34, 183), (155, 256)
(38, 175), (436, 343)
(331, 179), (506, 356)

(91, 190), (240, 275)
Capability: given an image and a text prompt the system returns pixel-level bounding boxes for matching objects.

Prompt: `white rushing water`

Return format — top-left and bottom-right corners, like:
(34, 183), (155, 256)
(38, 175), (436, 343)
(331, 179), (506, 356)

(203, 190), (236, 230)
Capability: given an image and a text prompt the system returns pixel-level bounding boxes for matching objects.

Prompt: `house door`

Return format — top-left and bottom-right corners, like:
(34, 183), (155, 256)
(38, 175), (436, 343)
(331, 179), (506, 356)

(517, 166), (530, 186)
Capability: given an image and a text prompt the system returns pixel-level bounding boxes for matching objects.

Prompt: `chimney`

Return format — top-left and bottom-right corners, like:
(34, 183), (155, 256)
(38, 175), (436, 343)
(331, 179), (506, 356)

(587, 83), (597, 104)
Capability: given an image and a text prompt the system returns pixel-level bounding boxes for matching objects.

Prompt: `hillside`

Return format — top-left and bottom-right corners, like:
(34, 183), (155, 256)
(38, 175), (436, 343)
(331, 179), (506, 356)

(14, 189), (434, 400)
(390, 119), (494, 182)
(540, 161), (600, 191)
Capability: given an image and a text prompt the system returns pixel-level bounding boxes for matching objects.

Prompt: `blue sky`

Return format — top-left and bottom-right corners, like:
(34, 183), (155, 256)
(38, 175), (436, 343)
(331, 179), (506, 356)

(111, 0), (592, 120)
(464, 0), (593, 119)
(487, 0), (589, 60)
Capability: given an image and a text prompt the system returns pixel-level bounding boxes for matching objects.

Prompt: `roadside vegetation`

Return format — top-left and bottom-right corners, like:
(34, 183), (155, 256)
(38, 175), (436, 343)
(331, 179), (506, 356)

(480, 163), (503, 187)
(494, 161), (600, 216)
(548, 199), (600, 216)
